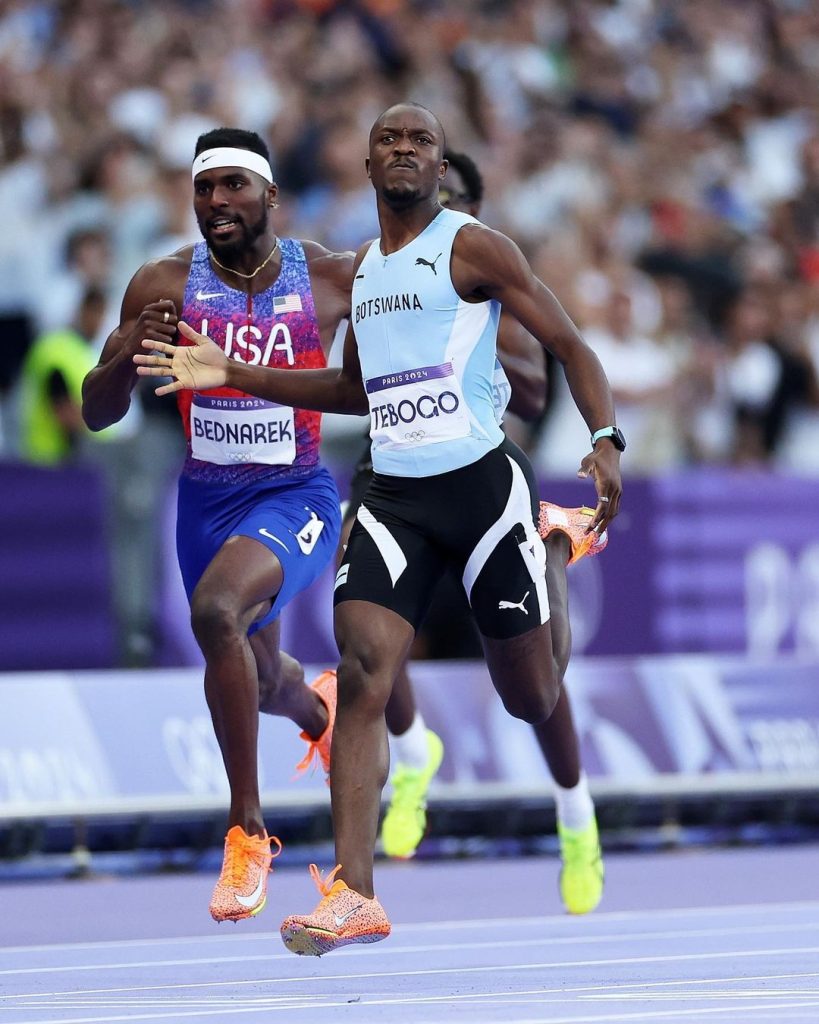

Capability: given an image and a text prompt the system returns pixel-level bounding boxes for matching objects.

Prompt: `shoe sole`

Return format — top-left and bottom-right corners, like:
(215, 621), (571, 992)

(211, 894), (267, 923)
(281, 923), (389, 956)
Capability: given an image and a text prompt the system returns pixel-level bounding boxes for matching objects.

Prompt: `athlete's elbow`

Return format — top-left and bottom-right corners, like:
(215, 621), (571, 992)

(81, 395), (125, 432)
(348, 394), (369, 416)
(339, 381), (368, 415)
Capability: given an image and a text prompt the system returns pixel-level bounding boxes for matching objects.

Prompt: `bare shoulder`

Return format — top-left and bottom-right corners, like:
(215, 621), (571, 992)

(131, 248), (193, 292)
(122, 248), (193, 313)
(455, 221), (519, 261)
(300, 239), (357, 288)
(451, 222), (527, 296)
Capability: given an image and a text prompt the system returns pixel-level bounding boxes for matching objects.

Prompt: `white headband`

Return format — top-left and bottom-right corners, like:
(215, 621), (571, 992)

(191, 147), (273, 183)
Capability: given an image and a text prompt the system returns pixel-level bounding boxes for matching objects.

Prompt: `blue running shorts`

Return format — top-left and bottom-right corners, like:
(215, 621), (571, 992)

(176, 467), (341, 634)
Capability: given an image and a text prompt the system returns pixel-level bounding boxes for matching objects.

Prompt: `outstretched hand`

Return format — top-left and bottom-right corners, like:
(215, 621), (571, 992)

(134, 321), (228, 395)
(577, 442), (622, 535)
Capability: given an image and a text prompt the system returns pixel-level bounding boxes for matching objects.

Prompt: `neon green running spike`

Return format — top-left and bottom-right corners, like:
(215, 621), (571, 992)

(557, 817), (605, 914)
(381, 730), (444, 859)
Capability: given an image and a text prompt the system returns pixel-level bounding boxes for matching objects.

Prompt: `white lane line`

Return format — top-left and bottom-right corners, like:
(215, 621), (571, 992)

(4, 919), (819, 980)
(586, 992), (819, 999)
(7, 970), (819, 1012)
(479, 1002), (819, 1023)
(4, 946), (819, 1003)
(599, 970), (819, 994)
(3, 899), (818, 956)
(4, 993), (819, 1024)
(17, 973), (819, 1007)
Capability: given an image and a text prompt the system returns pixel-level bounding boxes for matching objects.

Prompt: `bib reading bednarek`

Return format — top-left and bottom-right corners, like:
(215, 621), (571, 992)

(190, 395), (296, 465)
(353, 209), (503, 478)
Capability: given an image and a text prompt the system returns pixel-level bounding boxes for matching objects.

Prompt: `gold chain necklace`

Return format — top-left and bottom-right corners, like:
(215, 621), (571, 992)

(208, 238), (280, 281)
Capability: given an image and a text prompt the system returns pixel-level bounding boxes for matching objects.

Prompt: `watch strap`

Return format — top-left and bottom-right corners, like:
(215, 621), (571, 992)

(591, 426), (618, 446)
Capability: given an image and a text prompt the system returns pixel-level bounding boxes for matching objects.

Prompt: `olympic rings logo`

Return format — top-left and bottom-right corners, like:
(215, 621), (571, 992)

(404, 430), (426, 442)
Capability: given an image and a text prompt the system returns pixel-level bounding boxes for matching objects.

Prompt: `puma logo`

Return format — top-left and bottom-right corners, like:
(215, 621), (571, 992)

(415, 252), (443, 275)
(498, 591), (530, 614)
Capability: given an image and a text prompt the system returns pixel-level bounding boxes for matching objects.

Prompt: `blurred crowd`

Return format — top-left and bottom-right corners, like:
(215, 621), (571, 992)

(3, 0), (819, 662)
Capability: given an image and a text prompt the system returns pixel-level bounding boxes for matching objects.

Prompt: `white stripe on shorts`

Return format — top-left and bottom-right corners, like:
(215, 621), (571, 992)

(462, 456), (549, 624)
(356, 504), (408, 587)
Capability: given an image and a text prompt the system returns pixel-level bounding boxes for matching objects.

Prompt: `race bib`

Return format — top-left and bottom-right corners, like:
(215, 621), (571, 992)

(365, 362), (471, 451)
(190, 394), (296, 465)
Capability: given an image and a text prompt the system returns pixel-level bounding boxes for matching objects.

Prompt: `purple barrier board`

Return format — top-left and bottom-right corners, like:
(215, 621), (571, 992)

(1, 461), (817, 671)
(0, 462), (117, 670)
(1, 655), (817, 816)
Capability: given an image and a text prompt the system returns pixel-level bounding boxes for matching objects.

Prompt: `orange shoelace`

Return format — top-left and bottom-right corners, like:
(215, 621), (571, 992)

(220, 833), (282, 887)
(295, 739), (323, 777)
(308, 862), (343, 900)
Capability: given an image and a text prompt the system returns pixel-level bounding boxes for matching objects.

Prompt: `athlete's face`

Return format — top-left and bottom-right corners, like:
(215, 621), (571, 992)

(367, 106), (446, 208)
(192, 167), (275, 256)
(439, 166), (480, 217)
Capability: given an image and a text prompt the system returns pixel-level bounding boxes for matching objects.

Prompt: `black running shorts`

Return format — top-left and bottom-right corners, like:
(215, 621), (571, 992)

(334, 441), (549, 639)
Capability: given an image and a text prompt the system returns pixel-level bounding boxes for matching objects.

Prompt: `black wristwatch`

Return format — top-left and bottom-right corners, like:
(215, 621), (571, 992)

(591, 426), (626, 452)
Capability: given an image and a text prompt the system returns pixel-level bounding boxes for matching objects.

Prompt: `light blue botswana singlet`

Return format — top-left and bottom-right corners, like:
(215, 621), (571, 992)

(352, 209), (503, 478)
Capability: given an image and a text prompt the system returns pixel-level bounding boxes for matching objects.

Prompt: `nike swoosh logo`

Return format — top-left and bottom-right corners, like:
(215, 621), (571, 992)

(333, 904), (364, 927)
(200, 154), (214, 163)
(196, 290), (226, 300)
(259, 528), (289, 552)
(235, 873), (266, 909)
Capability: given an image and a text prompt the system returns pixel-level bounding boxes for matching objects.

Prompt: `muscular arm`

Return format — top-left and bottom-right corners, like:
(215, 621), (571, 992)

(496, 312), (547, 421)
(225, 319), (367, 413)
(454, 224), (615, 435)
(302, 242), (355, 355)
(452, 223), (622, 519)
(82, 256), (186, 431)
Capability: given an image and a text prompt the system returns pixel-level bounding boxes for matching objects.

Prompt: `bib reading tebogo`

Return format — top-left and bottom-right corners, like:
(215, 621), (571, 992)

(366, 362), (471, 451)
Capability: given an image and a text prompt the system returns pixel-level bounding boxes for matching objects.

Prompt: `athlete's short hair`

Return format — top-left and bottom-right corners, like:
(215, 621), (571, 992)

(443, 149), (484, 205)
(371, 102), (447, 153)
(194, 128), (271, 163)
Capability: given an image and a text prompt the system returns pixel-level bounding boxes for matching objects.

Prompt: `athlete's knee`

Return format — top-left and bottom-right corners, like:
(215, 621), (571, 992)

(190, 590), (242, 650)
(336, 645), (392, 717)
(501, 678), (560, 725)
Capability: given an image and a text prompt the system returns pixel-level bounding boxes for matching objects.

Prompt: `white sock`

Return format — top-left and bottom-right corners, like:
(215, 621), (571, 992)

(553, 772), (595, 831)
(390, 712), (429, 771)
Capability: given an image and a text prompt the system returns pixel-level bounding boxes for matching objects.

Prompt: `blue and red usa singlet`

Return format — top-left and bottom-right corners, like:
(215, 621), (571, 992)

(177, 239), (326, 486)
